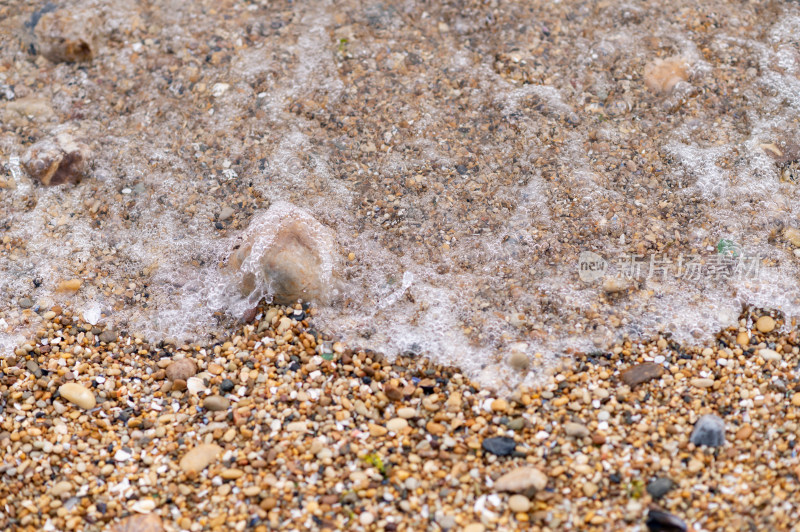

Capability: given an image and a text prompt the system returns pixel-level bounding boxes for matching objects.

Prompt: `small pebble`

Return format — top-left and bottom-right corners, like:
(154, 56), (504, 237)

(690, 414), (726, 447)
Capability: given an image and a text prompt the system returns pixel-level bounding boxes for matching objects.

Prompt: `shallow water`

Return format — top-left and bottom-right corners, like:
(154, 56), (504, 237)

(2, 0), (800, 386)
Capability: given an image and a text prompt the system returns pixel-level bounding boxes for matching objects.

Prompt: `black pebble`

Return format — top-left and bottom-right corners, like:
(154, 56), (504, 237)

(646, 509), (687, 532)
(220, 379), (234, 393)
(482, 436), (517, 456)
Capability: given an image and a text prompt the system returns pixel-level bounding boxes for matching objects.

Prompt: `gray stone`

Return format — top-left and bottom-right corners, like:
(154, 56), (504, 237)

(98, 330), (118, 343)
(646, 477), (674, 499)
(690, 414), (726, 447)
(26, 360), (42, 378)
(19, 297), (34, 309)
(563, 422), (590, 438)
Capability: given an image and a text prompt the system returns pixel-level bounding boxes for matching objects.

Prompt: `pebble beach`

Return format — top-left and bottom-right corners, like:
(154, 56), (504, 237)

(2, 0), (800, 530)
(2, 304), (800, 531)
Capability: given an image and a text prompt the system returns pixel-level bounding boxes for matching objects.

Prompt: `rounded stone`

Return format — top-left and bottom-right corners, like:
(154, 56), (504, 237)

(508, 494), (531, 513)
(386, 418), (409, 432)
(756, 316), (775, 333)
(646, 477), (674, 499)
(508, 351), (530, 371)
(493, 467), (548, 492)
(690, 414), (726, 447)
(397, 407), (416, 419)
(203, 395), (230, 411)
(564, 422), (590, 438)
(179, 444), (222, 473)
(166, 358), (198, 381)
(58, 382), (96, 409)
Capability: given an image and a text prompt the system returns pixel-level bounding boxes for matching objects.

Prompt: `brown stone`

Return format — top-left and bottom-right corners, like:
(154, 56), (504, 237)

(620, 363), (664, 387)
(33, 8), (99, 63)
(109, 513), (164, 532)
(384, 383), (404, 402)
(735, 425), (753, 441)
(426, 421), (446, 436)
(21, 129), (91, 186)
(166, 358), (197, 381)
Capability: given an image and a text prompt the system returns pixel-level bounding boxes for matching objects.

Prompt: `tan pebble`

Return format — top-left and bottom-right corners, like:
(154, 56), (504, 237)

(203, 395), (230, 411)
(582, 482), (599, 497)
(563, 422), (590, 438)
(758, 348), (781, 362)
(591, 432), (606, 445)
(208, 363), (224, 375)
(494, 467), (547, 492)
(736, 332), (750, 346)
(108, 513), (163, 532)
(130, 499), (156, 514)
(688, 459), (703, 473)
(426, 421), (446, 436)
(261, 497), (278, 510)
(491, 399), (509, 412)
(286, 421), (307, 432)
(756, 316), (775, 333)
(50, 480), (72, 496)
(221, 468), (244, 480)
(397, 407), (416, 419)
(386, 418), (409, 432)
(690, 378), (714, 389)
(243, 486), (261, 497)
(463, 525), (485, 532)
(179, 444), (222, 473)
(792, 393), (800, 407)
(369, 423), (388, 437)
(735, 425), (753, 441)
(508, 494), (531, 513)
(58, 382), (96, 409)
(56, 279), (82, 292)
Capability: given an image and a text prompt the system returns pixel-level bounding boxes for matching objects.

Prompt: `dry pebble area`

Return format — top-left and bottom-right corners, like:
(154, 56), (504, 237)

(1, 303), (799, 531)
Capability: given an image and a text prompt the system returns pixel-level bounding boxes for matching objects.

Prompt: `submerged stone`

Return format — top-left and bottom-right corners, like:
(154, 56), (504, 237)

(33, 6), (98, 63)
(22, 129), (91, 186)
(227, 202), (338, 306)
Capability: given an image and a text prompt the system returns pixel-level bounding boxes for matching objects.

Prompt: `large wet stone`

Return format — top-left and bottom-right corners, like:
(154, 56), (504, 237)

(22, 129), (92, 186)
(690, 414), (726, 447)
(179, 443), (222, 473)
(228, 202), (338, 306)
